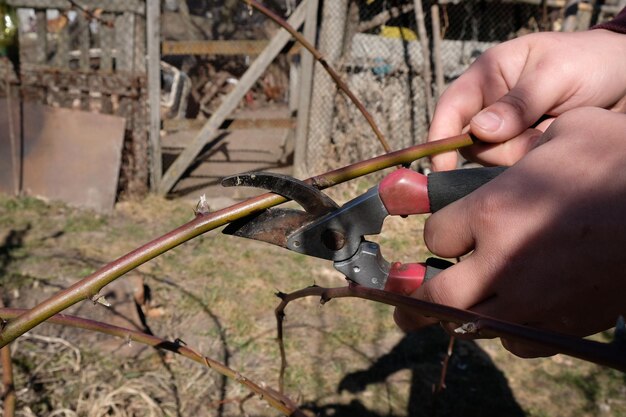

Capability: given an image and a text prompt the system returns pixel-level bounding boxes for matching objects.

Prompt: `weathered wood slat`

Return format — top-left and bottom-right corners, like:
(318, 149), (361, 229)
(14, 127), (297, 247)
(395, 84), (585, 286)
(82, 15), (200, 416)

(163, 117), (295, 132)
(293, 0), (319, 179)
(99, 12), (114, 72)
(35, 10), (47, 64)
(162, 40), (270, 56)
(158, 0), (308, 195)
(7, 0), (144, 14)
(147, 0), (161, 190)
(115, 12), (134, 72)
(20, 66), (145, 96)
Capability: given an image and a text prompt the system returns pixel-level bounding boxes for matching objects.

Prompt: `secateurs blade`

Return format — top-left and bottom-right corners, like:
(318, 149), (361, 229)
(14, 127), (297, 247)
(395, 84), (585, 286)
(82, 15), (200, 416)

(222, 167), (505, 295)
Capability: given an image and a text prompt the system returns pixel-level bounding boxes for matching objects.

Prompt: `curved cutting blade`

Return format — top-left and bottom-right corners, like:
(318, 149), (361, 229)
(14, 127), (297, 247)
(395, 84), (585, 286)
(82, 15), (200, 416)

(221, 172), (338, 216)
(222, 208), (317, 248)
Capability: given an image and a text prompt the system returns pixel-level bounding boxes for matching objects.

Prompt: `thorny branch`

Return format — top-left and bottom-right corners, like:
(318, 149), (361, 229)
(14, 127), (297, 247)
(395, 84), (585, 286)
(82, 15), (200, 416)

(0, 308), (306, 417)
(1, 343), (16, 417)
(0, 133), (474, 349)
(274, 285), (626, 388)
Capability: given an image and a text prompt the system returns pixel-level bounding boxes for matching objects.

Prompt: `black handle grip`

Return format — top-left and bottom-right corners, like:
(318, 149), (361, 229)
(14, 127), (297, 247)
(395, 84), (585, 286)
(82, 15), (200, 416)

(427, 166), (507, 212)
(423, 257), (454, 282)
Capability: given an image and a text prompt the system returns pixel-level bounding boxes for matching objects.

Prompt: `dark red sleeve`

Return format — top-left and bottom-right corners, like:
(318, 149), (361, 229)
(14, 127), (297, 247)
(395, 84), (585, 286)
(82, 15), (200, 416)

(594, 7), (626, 33)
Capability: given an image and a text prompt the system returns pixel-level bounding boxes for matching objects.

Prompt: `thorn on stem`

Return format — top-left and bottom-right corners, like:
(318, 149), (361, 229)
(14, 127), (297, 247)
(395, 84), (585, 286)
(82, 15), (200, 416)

(275, 291), (287, 300)
(454, 322), (478, 335)
(90, 293), (111, 307)
(194, 194), (211, 216)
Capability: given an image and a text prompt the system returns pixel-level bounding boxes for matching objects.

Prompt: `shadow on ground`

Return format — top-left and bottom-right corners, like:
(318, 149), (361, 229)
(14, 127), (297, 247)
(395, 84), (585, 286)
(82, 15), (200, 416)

(305, 326), (524, 417)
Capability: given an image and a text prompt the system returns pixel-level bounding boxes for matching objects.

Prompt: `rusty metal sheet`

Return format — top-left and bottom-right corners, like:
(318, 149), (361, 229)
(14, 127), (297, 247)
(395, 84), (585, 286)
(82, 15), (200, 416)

(0, 98), (21, 196)
(22, 103), (126, 211)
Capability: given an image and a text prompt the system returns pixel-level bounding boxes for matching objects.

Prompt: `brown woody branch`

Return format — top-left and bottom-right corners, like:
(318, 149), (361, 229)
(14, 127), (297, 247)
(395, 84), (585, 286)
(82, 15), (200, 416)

(274, 285), (626, 382)
(1, 344), (15, 417)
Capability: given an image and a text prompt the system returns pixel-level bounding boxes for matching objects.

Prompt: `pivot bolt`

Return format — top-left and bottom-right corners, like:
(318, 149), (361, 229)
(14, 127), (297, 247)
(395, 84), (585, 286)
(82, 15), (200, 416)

(321, 229), (346, 251)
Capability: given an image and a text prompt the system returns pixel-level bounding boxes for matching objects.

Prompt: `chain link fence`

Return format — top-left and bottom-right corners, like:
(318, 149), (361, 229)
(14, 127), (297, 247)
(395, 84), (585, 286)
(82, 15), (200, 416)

(304, 0), (625, 175)
(153, 0), (624, 181)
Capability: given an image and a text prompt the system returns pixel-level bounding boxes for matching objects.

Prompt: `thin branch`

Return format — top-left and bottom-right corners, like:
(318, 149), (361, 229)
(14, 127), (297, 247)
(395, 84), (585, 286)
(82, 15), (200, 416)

(66, 0), (114, 28)
(274, 286), (626, 376)
(0, 308), (305, 417)
(244, 0), (393, 153)
(0, 133), (474, 349)
(435, 336), (454, 393)
(1, 344), (16, 417)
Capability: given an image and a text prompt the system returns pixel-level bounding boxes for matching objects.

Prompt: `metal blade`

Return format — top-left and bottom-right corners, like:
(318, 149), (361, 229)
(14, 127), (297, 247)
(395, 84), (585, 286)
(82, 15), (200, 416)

(222, 208), (317, 248)
(221, 172), (338, 216)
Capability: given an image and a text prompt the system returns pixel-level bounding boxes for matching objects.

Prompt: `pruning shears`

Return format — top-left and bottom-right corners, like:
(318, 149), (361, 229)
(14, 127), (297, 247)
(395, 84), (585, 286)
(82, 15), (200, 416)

(221, 166), (505, 295)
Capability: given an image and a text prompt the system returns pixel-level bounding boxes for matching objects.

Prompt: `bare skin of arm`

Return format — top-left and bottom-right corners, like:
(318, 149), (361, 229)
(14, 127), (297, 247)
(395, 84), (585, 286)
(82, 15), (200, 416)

(395, 29), (626, 357)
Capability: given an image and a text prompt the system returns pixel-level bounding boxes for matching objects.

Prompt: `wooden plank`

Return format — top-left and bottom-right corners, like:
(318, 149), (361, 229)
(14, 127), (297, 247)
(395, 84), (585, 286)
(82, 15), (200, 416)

(413, 0), (433, 121)
(77, 13), (90, 71)
(0, 97), (21, 196)
(162, 40), (270, 56)
(133, 11), (146, 73)
(431, 3), (444, 99)
(7, 0), (144, 14)
(115, 12), (134, 71)
(35, 10), (47, 64)
(147, 0), (161, 190)
(163, 117), (295, 132)
(158, 0), (308, 194)
(19, 66), (144, 96)
(293, 0), (319, 179)
(162, 40), (302, 57)
(305, 0), (348, 175)
(99, 12), (114, 71)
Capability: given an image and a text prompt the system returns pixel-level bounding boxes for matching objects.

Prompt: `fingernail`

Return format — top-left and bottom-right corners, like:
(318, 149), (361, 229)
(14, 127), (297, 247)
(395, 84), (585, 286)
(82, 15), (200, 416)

(472, 111), (502, 132)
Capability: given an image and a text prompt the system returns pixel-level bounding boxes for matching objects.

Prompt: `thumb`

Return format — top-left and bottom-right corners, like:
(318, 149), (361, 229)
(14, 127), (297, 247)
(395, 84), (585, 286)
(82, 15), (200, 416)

(470, 74), (559, 143)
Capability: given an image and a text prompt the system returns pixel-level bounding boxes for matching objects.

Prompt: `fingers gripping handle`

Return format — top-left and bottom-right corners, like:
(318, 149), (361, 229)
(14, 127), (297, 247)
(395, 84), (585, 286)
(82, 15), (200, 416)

(427, 166), (508, 212)
(378, 166), (507, 215)
(384, 258), (454, 295)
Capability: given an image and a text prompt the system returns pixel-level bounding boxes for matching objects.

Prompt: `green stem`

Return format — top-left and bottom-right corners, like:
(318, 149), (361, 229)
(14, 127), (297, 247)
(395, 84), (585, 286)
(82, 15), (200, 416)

(0, 308), (305, 416)
(0, 133), (473, 348)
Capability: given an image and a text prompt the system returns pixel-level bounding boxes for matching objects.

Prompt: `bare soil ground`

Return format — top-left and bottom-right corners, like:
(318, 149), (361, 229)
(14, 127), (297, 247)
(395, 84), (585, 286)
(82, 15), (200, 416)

(0, 190), (625, 417)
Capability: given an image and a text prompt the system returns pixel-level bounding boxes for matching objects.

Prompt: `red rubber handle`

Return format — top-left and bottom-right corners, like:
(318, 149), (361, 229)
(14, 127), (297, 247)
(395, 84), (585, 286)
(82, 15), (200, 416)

(378, 168), (430, 216)
(384, 262), (427, 295)
(384, 258), (453, 295)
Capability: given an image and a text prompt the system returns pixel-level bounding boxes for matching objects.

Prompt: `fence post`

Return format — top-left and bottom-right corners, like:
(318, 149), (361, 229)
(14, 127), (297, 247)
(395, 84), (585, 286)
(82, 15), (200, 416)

(305, 0), (349, 176)
(413, 0), (433, 121)
(293, 0), (319, 179)
(147, 0), (162, 190)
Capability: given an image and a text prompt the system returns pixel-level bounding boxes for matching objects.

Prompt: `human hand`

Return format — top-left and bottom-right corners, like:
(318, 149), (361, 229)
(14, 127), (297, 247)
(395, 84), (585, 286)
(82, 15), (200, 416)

(428, 29), (626, 171)
(396, 108), (626, 357)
